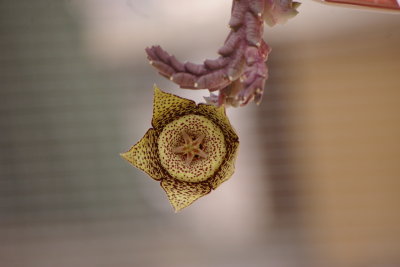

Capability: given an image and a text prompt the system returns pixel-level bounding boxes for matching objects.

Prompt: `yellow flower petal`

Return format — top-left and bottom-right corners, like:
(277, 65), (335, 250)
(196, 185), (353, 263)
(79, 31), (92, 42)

(196, 103), (239, 143)
(152, 85), (197, 131)
(120, 128), (166, 181)
(196, 103), (239, 189)
(161, 177), (211, 212)
(122, 87), (240, 211)
(210, 140), (239, 189)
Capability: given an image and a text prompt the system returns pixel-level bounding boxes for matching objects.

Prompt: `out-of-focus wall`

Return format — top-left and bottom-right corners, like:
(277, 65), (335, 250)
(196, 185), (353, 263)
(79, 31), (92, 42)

(263, 16), (400, 265)
(292, 27), (400, 266)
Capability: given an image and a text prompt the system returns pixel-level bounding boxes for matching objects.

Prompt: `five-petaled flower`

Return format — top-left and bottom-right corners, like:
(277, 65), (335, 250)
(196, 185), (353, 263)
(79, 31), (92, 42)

(121, 86), (239, 212)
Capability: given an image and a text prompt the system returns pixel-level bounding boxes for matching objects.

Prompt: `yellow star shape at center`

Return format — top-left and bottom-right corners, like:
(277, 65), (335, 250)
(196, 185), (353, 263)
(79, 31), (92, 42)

(172, 132), (208, 166)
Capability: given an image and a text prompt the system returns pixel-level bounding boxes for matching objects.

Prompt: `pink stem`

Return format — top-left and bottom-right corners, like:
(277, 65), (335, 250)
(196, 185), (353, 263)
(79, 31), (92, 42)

(145, 0), (300, 107)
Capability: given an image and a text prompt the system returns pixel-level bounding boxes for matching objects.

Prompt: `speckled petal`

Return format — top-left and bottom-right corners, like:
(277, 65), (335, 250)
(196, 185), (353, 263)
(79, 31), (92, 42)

(196, 104), (239, 142)
(158, 115), (226, 183)
(210, 139), (239, 189)
(122, 87), (240, 212)
(161, 177), (211, 212)
(152, 85), (197, 131)
(120, 128), (165, 181)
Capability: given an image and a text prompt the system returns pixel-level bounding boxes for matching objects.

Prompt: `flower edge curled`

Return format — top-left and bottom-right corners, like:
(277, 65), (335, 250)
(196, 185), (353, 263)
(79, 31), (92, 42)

(121, 86), (239, 212)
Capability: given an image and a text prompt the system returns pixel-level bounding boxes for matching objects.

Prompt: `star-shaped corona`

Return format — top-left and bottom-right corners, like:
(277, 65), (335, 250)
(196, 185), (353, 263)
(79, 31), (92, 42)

(172, 131), (208, 166)
(121, 86), (239, 212)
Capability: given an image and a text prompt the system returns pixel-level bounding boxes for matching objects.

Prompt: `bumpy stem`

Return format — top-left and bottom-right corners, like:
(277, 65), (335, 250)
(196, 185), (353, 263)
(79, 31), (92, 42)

(146, 0), (300, 107)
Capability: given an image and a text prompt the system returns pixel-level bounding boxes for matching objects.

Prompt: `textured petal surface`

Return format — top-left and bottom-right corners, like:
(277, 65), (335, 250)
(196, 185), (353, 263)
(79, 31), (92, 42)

(120, 128), (165, 181)
(122, 87), (240, 211)
(152, 86), (197, 131)
(195, 104), (239, 189)
(210, 140), (239, 189)
(196, 104), (239, 143)
(161, 177), (212, 212)
(158, 114), (226, 183)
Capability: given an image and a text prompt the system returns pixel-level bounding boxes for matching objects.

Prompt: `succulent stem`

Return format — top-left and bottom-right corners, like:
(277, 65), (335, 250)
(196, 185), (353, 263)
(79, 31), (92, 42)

(145, 0), (300, 107)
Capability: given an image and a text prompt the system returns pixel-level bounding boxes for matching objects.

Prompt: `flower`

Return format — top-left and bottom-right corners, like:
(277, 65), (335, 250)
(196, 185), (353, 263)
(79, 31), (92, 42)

(120, 86), (239, 212)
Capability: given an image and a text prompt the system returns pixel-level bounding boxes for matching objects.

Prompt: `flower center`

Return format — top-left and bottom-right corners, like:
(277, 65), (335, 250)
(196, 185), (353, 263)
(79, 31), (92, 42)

(172, 131), (207, 166)
(158, 115), (226, 183)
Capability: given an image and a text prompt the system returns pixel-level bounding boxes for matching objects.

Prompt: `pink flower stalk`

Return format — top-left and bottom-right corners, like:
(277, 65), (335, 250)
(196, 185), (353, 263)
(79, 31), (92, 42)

(316, 0), (400, 11)
(145, 0), (300, 107)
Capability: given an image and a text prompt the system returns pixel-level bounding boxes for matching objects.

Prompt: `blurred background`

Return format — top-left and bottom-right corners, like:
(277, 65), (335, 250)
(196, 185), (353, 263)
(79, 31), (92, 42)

(0, 1), (399, 266)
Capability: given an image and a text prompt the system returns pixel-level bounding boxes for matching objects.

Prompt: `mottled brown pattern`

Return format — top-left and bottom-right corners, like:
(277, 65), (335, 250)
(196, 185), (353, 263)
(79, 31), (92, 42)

(160, 177), (212, 212)
(158, 115), (226, 183)
(122, 87), (239, 211)
(121, 129), (166, 181)
(152, 86), (197, 131)
(210, 140), (240, 190)
(196, 104), (239, 143)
